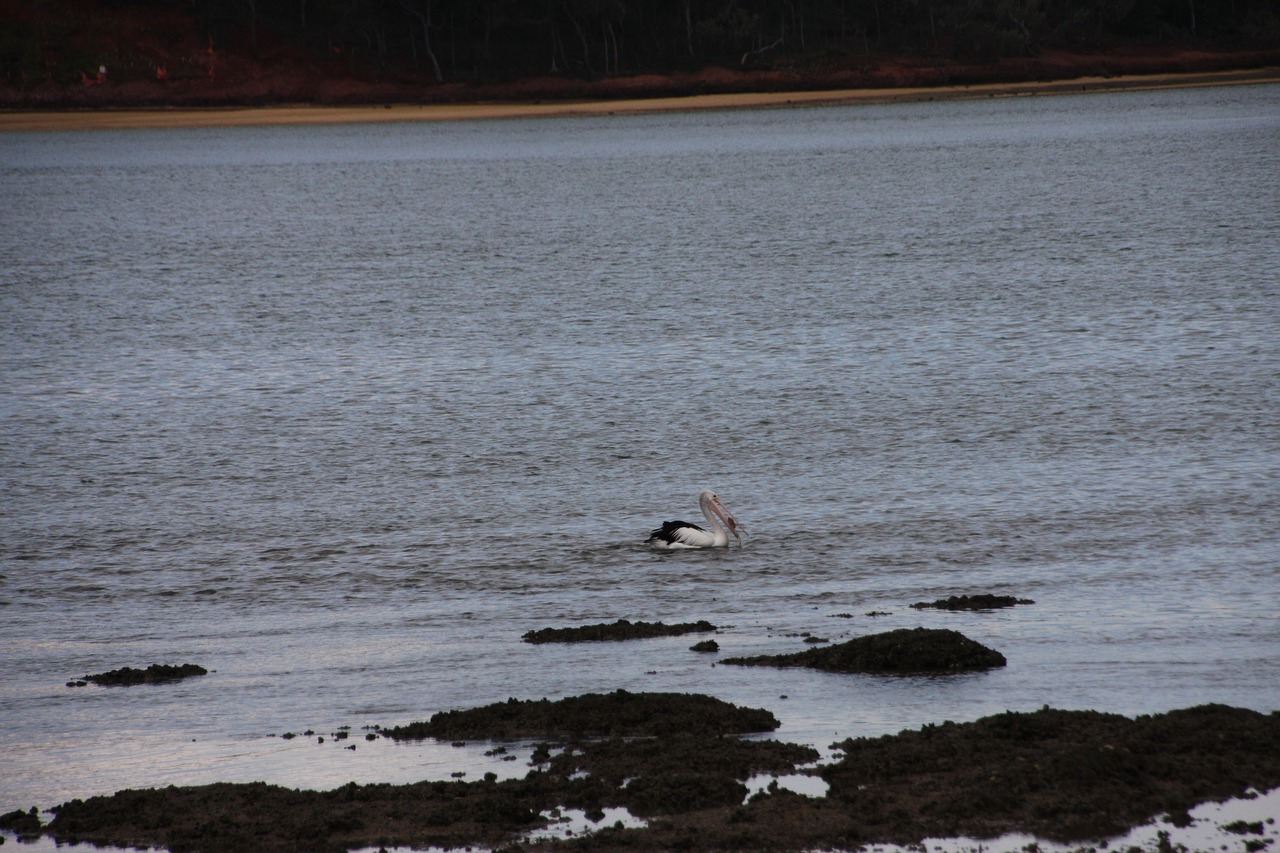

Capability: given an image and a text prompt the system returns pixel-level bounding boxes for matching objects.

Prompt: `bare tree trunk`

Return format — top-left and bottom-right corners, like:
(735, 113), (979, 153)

(248, 0), (258, 58)
(785, 0), (804, 51)
(603, 19), (619, 74)
(741, 37), (782, 66)
(449, 8), (457, 79)
(563, 4), (593, 73)
(684, 0), (694, 56)
(423, 6), (443, 82)
(483, 1), (493, 67)
(549, 19), (561, 72)
(396, 0), (443, 82)
(368, 19), (389, 68)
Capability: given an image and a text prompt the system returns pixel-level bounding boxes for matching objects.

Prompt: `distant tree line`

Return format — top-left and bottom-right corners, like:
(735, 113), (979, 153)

(209, 0), (1277, 80)
(7, 0), (1278, 88)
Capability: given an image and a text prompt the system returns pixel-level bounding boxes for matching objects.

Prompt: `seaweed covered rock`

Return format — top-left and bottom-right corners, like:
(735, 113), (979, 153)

(722, 627), (1006, 674)
(545, 734), (820, 817)
(43, 734), (819, 851)
(383, 690), (779, 741)
(47, 778), (555, 853)
(522, 619), (717, 644)
(911, 594), (1035, 610)
(35, 705), (1280, 853)
(0, 807), (43, 839)
(80, 663), (208, 686)
(819, 703), (1280, 843)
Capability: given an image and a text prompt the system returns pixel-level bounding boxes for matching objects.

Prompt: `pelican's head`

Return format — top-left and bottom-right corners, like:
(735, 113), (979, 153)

(700, 490), (746, 545)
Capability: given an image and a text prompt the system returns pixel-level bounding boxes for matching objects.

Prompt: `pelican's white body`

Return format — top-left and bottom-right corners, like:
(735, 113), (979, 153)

(646, 490), (744, 550)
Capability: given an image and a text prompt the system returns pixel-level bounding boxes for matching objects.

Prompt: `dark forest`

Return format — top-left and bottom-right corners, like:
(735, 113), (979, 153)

(200, 0), (1280, 79)
(4, 0), (1278, 91)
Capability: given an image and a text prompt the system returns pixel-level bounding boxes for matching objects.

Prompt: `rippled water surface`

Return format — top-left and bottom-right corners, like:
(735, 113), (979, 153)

(2, 83), (1278, 839)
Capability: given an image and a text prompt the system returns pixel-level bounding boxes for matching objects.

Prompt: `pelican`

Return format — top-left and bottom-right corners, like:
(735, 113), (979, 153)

(647, 490), (745, 550)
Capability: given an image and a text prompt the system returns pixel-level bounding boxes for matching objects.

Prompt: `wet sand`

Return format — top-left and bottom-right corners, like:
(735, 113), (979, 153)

(2, 67), (1277, 133)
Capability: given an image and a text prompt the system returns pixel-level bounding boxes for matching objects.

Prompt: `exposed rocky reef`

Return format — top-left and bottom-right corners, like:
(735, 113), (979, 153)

(37, 703), (1280, 853)
(0, 807), (43, 840)
(815, 703), (1280, 845)
(522, 619), (717, 644)
(723, 627), (1007, 674)
(911, 593), (1036, 610)
(383, 690), (778, 741)
(72, 663), (208, 687)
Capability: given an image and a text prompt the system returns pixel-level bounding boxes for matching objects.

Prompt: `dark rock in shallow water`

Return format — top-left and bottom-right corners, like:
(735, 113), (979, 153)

(38, 704), (1280, 853)
(722, 627), (1006, 674)
(689, 639), (719, 653)
(80, 663), (208, 686)
(911, 593), (1035, 610)
(819, 704), (1280, 844)
(0, 807), (42, 839)
(383, 690), (778, 741)
(522, 619), (717, 644)
(43, 731), (818, 852)
(544, 733), (818, 817)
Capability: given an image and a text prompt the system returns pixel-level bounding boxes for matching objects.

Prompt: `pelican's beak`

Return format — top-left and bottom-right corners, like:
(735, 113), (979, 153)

(712, 497), (746, 546)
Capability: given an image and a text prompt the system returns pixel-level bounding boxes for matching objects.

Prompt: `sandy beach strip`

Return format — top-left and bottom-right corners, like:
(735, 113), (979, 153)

(2, 67), (1277, 133)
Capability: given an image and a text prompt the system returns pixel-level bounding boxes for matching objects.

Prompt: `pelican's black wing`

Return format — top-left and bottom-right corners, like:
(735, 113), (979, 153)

(647, 519), (706, 546)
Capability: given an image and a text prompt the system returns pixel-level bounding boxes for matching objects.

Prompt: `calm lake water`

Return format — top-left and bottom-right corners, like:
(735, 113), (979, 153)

(2, 82), (1279, 848)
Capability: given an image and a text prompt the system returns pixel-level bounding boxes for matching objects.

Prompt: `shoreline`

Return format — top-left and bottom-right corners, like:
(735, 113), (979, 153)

(3, 66), (1277, 133)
